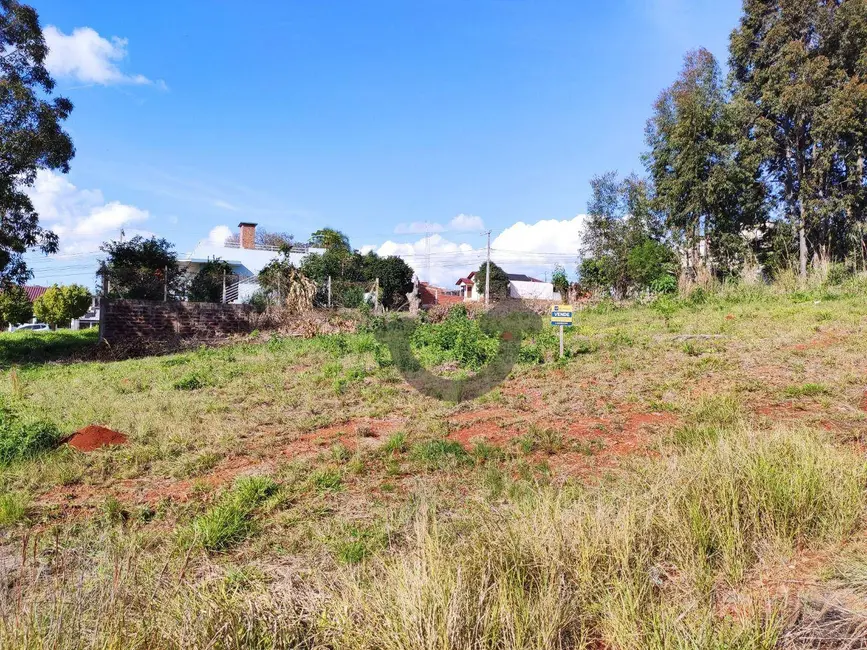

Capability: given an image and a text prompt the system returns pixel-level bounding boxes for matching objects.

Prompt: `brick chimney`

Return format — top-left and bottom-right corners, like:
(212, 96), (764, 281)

(238, 222), (257, 249)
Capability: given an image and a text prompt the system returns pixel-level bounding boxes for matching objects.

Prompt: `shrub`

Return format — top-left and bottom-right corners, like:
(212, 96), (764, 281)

(411, 306), (499, 370)
(0, 414), (59, 465)
(173, 373), (210, 391)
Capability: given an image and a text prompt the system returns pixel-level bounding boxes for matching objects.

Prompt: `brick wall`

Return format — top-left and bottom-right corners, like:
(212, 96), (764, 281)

(99, 299), (257, 342)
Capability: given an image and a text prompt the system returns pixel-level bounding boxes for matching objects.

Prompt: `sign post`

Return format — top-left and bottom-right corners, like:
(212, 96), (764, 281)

(550, 304), (574, 359)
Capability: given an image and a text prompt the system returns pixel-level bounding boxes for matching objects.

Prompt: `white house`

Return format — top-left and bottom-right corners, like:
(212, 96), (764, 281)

(179, 223), (325, 303)
(456, 271), (560, 302)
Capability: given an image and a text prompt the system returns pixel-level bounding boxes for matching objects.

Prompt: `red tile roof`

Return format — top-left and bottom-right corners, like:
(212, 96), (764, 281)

(23, 286), (48, 302)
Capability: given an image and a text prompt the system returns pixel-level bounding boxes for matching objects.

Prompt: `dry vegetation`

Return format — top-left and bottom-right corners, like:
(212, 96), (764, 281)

(1, 279), (867, 648)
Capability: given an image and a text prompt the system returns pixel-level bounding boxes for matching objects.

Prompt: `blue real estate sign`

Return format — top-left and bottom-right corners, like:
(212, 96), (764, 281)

(550, 305), (574, 327)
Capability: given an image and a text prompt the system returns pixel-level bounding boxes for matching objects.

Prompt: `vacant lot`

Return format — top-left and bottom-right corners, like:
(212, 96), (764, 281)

(1, 282), (866, 649)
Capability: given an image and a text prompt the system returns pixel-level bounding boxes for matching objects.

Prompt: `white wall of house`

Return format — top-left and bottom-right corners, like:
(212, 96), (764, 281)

(509, 281), (560, 301)
(460, 283), (481, 301)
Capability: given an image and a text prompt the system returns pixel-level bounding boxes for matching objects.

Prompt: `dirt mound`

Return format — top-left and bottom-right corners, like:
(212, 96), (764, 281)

(66, 425), (128, 452)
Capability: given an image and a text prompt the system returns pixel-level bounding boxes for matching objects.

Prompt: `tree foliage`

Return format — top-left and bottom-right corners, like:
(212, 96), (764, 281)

(0, 284), (32, 326)
(645, 48), (766, 278)
(730, 0), (867, 277)
(474, 261), (510, 301)
(309, 228), (351, 251)
(32, 284), (90, 328)
(187, 258), (233, 303)
(551, 264), (569, 298)
(225, 228), (294, 250)
(579, 2), (867, 286)
(299, 233), (413, 309)
(98, 236), (184, 301)
(580, 173), (674, 297)
(0, 0), (75, 284)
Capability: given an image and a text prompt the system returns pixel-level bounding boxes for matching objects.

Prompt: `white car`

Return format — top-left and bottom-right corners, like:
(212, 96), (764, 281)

(13, 323), (50, 332)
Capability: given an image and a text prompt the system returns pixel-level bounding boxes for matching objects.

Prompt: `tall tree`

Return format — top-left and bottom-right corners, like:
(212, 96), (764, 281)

(645, 48), (766, 278)
(0, 0), (74, 285)
(474, 261), (510, 301)
(730, 0), (866, 277)
(580, 172), (673, 297)
(309, 228), (351, 251)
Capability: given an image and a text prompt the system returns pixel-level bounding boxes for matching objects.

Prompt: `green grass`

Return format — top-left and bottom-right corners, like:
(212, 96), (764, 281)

(311, 467), (343, 492)
(1, 283), (867, 647)
(782, 382), (832, 398)
(409, 439), (470, 469)
(0, 490), (29, 526)
(0, 328), (98, 368)
(179, 475), (277, 551)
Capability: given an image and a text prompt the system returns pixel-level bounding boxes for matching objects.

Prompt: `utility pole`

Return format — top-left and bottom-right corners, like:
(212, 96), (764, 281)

(374, 277), (379, 313)
(222, 270), (227, 304)
(163, 265), (168, 302)
(327, 275), (332, 308)
(483, 230), (491, 306)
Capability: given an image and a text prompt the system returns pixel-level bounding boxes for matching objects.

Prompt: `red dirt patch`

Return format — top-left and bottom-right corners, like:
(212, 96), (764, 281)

(790, 331), (844, 352)
(860, 391), (867, 413)
(282, 418), (402, 458)
(66, 425), (128, 452)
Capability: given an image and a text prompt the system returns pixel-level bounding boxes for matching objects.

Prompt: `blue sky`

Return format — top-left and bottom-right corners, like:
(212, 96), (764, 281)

(25, 0), (743, 287)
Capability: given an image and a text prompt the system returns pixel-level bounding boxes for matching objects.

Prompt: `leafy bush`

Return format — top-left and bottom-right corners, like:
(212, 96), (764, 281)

(173, 372), (211, 391)
(411, 306), (499, 370)
(0, 413), (59, 465)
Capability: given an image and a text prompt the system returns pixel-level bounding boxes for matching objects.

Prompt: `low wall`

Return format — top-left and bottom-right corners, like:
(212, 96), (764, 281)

(99, 299), (256, 342)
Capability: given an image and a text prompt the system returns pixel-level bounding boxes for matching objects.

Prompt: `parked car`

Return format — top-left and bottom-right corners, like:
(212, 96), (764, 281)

(13, 323), (50, 332)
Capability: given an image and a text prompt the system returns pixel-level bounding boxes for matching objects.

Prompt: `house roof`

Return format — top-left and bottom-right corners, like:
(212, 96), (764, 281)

(24, 286), (48, 302)
(456, 271), (541, 286)
(179, 242), (325, 276)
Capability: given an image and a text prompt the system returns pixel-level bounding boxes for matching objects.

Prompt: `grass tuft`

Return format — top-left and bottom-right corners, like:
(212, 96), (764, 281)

(180, 475), (277, 551)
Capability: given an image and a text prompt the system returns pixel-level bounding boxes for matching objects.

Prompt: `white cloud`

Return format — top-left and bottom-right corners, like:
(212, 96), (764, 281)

(375, 234), (486, 286)
(207, 225), (234, 246)
(26, 170), (151, 254)
(372, 215), (585, 286)
(394, 222), (445, 235)
(392, 213), (484, 235)
(212, 200), (239, 212)
(448, 214), (484, 232)
(44, 26), (158, 86)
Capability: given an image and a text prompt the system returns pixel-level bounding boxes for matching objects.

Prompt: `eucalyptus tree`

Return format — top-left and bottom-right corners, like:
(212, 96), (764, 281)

(0, 0), (75, 284)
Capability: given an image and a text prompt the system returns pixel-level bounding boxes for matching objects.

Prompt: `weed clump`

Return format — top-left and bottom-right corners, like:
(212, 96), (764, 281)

(0, 411), (59, 465)
(411, 305), (499, 370)
(179, 475), (277, 551)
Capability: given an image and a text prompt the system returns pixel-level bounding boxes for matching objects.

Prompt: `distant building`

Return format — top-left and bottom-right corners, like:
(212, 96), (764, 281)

(455, 271), (560, 302)
(456, 272), (479, 301)
(178, 222), (325, 303)
(23, 285), (48, 303)
(419, 282), (462, 308)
